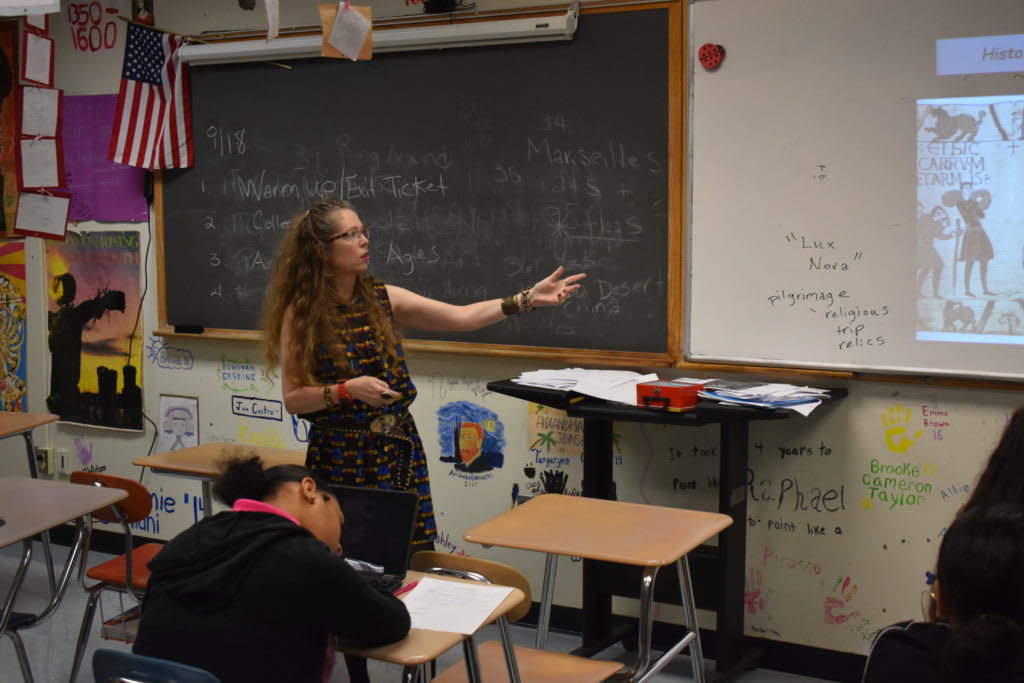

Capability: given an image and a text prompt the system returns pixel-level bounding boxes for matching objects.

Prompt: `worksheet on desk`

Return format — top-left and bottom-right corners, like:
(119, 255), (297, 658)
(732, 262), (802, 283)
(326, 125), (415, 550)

(400, 577), (514, 635)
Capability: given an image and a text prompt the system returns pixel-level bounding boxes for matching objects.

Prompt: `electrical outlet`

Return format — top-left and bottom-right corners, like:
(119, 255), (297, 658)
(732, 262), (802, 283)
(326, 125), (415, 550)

(34, 447), (52, 476)
(55, 448), (70, 475)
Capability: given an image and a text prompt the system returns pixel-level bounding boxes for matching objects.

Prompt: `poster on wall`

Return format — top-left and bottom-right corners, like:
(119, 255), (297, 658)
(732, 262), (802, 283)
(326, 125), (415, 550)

(62, 95), (147, 221)
(45, 230), (143, 430)
(158, 394), (198, 452)
(0, 239), (26, 410)
(0, 23), (17, 234)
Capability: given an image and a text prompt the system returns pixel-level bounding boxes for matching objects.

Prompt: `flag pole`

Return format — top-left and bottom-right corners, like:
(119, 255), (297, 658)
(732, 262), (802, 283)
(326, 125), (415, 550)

(116, 16), (292, 70)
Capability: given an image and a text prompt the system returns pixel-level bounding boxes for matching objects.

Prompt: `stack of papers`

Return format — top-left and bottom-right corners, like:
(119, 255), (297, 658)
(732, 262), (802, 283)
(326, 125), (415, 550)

(512, 369), (658, 405)
(677, 379), (829, 416)
(401, 577), (515, 634)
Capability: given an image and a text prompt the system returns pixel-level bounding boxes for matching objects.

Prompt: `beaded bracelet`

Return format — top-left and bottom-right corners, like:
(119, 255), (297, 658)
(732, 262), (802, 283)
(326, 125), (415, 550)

(520, 288), (537, 312)
(323, 384), (336, 408)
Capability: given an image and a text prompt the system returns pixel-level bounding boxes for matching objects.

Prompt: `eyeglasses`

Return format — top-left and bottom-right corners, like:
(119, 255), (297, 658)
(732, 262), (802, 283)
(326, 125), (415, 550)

(325, 226), (369, 243)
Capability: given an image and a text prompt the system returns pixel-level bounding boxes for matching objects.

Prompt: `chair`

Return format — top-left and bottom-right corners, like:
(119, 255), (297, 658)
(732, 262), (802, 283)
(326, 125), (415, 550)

(68, 472), (165, 683)
(92, 648), (221, 683)
(411, 551), (624, 683)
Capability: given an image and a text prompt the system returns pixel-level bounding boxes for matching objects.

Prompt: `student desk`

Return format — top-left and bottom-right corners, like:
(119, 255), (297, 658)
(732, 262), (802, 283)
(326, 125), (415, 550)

(0, 411), (59, 593)
(133, 443), (305, 518)
(340, 570), (526, 683)
(487, 379), (843, 680)
(0, 477), (126, 680)
(465, 494), (733, 683)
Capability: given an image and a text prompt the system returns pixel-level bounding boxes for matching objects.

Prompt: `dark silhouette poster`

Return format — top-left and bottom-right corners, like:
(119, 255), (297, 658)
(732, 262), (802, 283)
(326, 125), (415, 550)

(45, 230), (142, 430)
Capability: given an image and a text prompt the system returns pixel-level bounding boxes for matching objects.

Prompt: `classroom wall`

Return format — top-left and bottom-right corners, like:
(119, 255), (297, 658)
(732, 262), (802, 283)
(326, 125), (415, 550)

(2, 0), (1021, 659)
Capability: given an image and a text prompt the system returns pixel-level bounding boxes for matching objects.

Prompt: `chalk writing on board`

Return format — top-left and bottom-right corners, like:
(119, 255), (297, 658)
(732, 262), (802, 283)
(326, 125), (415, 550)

(161, 9), (671, 354)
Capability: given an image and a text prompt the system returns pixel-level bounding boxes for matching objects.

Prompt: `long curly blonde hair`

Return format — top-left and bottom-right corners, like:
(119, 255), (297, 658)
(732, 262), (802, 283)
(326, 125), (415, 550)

(261, 199), (401, 385)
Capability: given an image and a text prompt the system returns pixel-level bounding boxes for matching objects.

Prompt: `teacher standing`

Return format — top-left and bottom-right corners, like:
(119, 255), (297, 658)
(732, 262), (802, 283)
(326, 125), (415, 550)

(263, 198), (584, 550)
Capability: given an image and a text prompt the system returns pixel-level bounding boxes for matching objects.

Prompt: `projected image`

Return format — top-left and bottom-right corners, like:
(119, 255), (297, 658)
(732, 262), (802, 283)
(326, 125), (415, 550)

(916, 95), (1024, 344)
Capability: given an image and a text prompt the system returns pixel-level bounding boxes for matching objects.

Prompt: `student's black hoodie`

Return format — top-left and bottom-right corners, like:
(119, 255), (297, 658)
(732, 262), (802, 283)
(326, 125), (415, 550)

(133, 510), (410, 683)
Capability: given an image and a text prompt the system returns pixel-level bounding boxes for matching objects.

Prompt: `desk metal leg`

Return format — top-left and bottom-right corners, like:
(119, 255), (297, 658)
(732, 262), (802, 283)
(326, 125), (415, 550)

(536, 553), (558, 649)
(497, 617), (523, 683)
(678, 556), (706, 683)
(21, 431), (56, 595)
(717, 421), (749, 674)
(462, 634), (483, 682)
(202, 479), (213, 518)
(0, 540), (32, 636)
(633, 566), (660, 678)
(633, 558), (703, 683)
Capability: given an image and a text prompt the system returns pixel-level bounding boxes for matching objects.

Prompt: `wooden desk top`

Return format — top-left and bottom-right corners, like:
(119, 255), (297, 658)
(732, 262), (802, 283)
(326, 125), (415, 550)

(0, 478), (127, 547)
(464, 494), (733, 567)
(0, 412), (58, 439)
(133, 442), (306, 477)
(340, 571), (526, 666)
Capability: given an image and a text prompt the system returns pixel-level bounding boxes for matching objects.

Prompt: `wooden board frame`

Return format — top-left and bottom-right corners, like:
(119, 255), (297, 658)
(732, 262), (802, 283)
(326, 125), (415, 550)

(154, 1), (685, 369)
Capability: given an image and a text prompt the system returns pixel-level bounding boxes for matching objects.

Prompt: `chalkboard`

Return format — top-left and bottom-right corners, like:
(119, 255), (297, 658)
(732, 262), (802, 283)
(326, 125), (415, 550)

(158, 7), (677, 359)
(687, 0), (1024, 380)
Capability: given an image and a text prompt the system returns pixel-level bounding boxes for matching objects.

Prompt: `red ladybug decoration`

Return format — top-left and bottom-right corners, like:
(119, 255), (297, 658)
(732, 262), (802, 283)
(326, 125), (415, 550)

(698, 43), (725, 70)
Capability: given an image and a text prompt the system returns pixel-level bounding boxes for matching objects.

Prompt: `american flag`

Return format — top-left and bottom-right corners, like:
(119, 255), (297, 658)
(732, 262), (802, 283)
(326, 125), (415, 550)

(109, 23), (192, 169)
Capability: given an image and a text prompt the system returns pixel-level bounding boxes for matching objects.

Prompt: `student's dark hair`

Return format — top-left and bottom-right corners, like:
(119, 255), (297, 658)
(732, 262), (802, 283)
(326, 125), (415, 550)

(212, 454), (331, 506)
(961, 407), (1024, 512)
(937, 503), (1024, 682)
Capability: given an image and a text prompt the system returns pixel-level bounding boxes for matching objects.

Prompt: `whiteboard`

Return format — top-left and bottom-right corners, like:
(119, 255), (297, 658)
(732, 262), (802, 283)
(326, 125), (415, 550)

(687, 0), (1024, 379)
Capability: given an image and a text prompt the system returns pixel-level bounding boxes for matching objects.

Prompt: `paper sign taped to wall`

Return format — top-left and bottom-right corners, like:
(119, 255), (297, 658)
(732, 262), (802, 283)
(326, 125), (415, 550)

(21, 86), (61, 137)
(318, 3), (372, 60)
(14, 190), (70, 240)
(18, 137), (63, 189)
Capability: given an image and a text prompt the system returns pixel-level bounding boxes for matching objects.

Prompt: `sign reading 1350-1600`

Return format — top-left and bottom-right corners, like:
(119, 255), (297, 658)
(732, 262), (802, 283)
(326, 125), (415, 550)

(66, 2), (120, 53)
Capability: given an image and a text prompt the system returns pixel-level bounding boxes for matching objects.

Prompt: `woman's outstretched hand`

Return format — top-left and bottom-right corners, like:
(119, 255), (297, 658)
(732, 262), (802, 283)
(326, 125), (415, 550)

(529, 266), (586, 307)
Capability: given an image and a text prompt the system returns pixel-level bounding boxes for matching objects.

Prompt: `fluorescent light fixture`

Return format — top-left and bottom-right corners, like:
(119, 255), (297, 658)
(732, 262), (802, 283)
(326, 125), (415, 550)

(179, 4), (579, 65)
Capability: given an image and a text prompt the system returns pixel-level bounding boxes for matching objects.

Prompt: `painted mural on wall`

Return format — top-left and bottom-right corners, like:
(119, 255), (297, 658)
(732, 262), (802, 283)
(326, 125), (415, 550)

(159, 394), (198, 452)
(0, 240), (26, 410)
(513, 402), (589, 500)
(437, 400), (506, 485)
(45, 231), (143, 430)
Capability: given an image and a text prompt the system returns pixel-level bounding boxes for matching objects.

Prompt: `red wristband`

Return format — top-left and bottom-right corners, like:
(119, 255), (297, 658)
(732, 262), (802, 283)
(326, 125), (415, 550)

(337, 380), (351, 402)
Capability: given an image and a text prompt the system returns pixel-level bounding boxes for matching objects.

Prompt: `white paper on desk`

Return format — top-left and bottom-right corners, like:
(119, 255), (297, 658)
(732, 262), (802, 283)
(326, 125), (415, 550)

(574, 372), (658, 405)
(401, 577), (514, 635)
(789, 400), (821, 417)
(21, 86), (60, 137)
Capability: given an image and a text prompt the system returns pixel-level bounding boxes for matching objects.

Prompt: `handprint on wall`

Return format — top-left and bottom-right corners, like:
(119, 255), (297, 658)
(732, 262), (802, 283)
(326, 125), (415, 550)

(823, 575), (861, 625)
(744, 568), (768, 615)
(882, 404), (923, 454)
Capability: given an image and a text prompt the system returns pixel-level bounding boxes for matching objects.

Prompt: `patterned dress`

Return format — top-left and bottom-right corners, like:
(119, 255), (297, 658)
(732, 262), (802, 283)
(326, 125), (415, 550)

(302, 282), (436, 543)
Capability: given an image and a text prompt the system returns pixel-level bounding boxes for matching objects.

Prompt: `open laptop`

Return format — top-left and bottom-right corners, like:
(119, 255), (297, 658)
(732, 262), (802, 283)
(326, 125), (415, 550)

(329, 484), (419, 592)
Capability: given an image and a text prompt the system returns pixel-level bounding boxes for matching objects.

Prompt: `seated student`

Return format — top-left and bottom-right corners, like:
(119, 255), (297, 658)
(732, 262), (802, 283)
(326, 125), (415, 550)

(133, 454), (410, 683)
(861, 504), (1024, 683)
(960, 406), (1024, 512)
